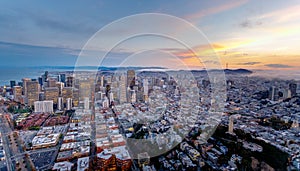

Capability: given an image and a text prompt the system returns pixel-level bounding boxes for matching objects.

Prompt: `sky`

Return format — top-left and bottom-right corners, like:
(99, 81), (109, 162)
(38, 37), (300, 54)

(0, 0), (300, 70)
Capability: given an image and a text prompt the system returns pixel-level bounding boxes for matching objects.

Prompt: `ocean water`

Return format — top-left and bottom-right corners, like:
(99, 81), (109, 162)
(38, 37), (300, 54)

(0, 67), (70, 86)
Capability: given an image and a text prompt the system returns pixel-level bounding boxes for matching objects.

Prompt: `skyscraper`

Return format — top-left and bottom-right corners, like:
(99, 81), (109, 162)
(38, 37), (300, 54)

(84, 97), (90, 110)
(79, 78), (94, 101)
(22, 78), (31, 96)
(58, 97), (63, 110)
(10, 80), (16, 88)
(289, 83), (297, 97)
(13, 86), (22, 102)
(66, 76), (74, 87)
(66, 98), (73, 110)
(44, 87), (59, 104)
(127, 70), (135, 89)
(26, 80), (40, 107)
(143, 79), (149, 102)
(269, 86), (279, 101)
(56, 82), (65, 96)
(59, 73), (66, 83)
(119, 75), (127, 104)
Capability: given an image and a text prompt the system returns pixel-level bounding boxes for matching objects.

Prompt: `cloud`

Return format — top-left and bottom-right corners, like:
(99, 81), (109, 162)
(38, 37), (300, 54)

(239, 19), (263, 28)
(257, 5), (300, 23)
(238, 62), (261, 65)
(265, 64), (293, 68)
(185, 0), (248, 21)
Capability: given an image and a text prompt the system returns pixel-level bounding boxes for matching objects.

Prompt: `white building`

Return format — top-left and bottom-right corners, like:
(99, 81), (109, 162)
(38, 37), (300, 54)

(131, 90), (136, 103)
(66, 98), (73, 110)
(34, 100), (53, 113)
(58, 97), (63, 110)
(84, 97), (89, 110)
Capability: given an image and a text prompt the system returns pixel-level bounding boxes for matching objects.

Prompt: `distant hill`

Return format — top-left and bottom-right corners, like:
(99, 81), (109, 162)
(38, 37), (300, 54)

(190, 68), (253, 74)
(224, 69), (253, 74)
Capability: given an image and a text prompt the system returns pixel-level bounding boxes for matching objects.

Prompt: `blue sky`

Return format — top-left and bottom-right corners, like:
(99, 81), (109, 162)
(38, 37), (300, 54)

(0, 0), (300, 70)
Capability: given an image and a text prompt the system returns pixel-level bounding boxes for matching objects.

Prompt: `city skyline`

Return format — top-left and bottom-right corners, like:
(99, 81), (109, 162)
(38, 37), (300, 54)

(0, 0), (299, 70)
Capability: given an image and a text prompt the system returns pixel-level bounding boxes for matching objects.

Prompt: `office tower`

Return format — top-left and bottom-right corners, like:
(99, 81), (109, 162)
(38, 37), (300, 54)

(58, 97), (63, 110)
(34, 100), (53, 113)
(119, 75), (127, 104)
(62, 87), (73, 103)
(109, 91), (114, 102)
(283, 89), (292, 99)
(38, 77), (43, 86)
(22, 78), (31, 96)
(44, 87), (59, 104)
(79, 78), (94, 101)
(26, 80), (40, 107)
(84, 97), (90, 110)
(48, 77), (57, 87)
(143, 79), (149, 101)
(127, 70), (135, 88)
(56, 82), (64, 96)
(73, 88), (79, 107)
(10, 80), (16, 88)
(13, 86), (22, 102)
(61, 87), (78, 107)
(289, 83), (297, 97)
(44, 71), (49, 80)
(66, 76), (74, 87)
(59, 74), (66, 83)
(269, 86), (279, 101)
(131, 90), (136, 103)
(66, 98), (73, 110)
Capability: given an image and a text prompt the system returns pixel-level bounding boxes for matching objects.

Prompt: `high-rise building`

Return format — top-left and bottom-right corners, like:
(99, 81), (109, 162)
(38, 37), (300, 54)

(58, 97), (63, 110)
(283, 89), (292, 99)
(13, 86), (22, 102)
(59, 74), (66, 83)
(62, 87), (73, 102)
(79, 78), (94, 101)
(56, 82), (65, 96)
(289, 83), (297, 97)
(109, 91), (114, 103)
(10, 80), (16, 88)
(22, 78), (31, 96)
(84, 97), (90, 110)
(127, 70), (135, 88)
(119, 75), (127, 104)
(143, 79), (149, 102)
(66, 76), (74, 87)
(26, 80), (40, 106)
(66, 98), (73, 110)
(269, 86), (279, 101)
(131, 90), (136, 103)
(34, 100), (53, 113)
(44, 87), (59, 104)
(38, 77), (43, 86)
